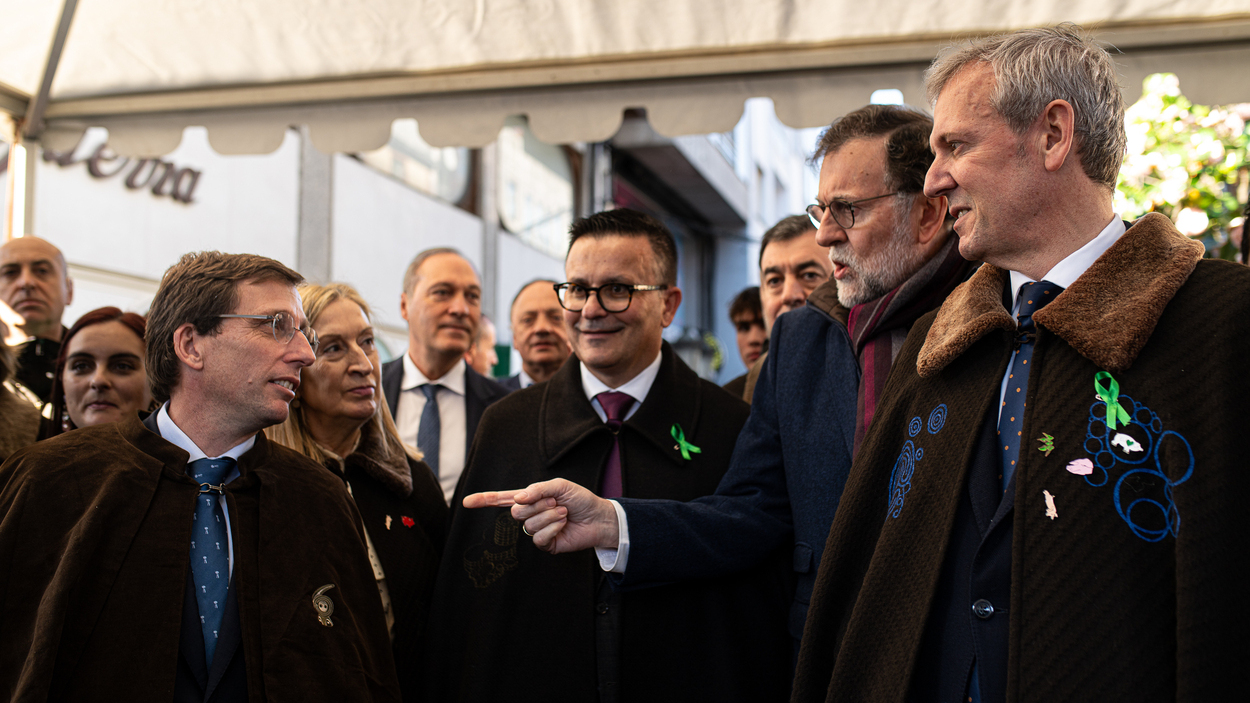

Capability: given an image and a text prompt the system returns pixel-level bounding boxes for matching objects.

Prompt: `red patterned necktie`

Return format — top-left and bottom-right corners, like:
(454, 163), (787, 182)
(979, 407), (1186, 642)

(595, 391), (634, 498)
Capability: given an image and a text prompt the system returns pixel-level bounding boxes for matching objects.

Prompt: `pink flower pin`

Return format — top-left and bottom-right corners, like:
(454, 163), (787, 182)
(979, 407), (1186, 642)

(1066, 458), (1094, 476)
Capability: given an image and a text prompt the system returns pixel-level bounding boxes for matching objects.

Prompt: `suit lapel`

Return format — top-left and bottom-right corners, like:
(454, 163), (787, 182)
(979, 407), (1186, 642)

(381, 358), (403, 420)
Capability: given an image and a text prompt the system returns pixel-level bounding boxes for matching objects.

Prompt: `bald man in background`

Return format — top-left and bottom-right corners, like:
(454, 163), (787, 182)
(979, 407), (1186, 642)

(0, 237), (74, 403)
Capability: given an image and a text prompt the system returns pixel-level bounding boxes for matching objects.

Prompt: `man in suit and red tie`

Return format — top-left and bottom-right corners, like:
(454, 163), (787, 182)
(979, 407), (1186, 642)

(423, 209), (791, 703)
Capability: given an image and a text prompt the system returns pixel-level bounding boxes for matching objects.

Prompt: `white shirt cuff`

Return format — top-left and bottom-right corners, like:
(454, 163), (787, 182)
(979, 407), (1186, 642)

(594, 499), (630, 573)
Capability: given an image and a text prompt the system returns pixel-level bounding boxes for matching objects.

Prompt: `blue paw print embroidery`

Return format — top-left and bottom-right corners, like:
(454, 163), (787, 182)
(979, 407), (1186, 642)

(1083, 392), (1193, 542)
(888, 404), (946, 519)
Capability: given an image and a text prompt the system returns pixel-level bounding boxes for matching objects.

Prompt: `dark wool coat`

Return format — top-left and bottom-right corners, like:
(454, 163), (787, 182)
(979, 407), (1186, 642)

(792, 213), (1250, 702)
(614, 283), (859, 644)
(0, 414), (401, 703)
(424, 343), (793, 702)
(325, 421), (448, 703)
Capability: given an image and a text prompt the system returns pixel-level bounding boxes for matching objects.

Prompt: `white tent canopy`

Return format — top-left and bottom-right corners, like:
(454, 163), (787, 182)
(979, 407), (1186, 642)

(1, 1), (1248, 156)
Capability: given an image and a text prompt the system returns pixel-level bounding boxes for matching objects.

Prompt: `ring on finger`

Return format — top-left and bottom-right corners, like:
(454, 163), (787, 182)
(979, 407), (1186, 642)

(521, 523), (534, 537)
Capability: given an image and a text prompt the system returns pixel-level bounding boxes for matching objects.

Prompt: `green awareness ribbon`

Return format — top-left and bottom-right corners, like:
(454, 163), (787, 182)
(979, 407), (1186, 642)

(670, 424), (702, 461)
(1094, 371), (1131, 431)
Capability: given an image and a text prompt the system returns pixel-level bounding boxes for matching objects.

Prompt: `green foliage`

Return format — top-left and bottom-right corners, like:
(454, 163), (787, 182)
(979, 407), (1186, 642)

(1116, 74), (1250, 260)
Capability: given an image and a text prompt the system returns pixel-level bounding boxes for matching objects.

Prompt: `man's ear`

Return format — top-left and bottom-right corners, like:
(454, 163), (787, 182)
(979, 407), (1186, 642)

(1038, 99), (1076, 173)
(64, 276), (74, 306)
(660, 287), (683, 327)
(915, 195), (948, 246)
(173, 322), (207, 371)
(399, 291), (410, 322)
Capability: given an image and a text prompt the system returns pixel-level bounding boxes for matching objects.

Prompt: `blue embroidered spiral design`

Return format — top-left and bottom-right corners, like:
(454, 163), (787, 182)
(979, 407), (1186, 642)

(887, 440), (916, 518)
(887, 405), (946, 520)
(1083, 394), (1192, 542)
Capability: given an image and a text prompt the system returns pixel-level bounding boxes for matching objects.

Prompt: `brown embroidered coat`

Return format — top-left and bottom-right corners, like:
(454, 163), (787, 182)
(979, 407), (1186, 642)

(0, 414), (400, 702)
(792, 213), (1250, 702)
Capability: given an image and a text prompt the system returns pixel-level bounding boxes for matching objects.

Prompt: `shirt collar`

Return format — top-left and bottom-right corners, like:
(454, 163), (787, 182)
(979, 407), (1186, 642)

(157, 402), (256, 462)
(1009, 214), (1125, 309)
(518, 369), (536, 389)
(401, 352), (467, 396)
(580, 349), (663, 405)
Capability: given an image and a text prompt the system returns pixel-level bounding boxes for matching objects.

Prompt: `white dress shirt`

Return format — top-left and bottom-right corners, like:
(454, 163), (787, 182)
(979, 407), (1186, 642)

(157, 402), (254, 576)
(395, 353), (468, 504)
(998, 215), (1126, 420)
(517, 369), (536, 389)
(584, 350), (663, 574)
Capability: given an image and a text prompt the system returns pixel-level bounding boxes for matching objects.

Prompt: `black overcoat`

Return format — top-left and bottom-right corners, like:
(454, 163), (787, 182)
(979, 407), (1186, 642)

(324, 420), (448, 703)
(793, 213), (1250, 702)
(424, 343), (792, 702)
(0, 414), (401, 702)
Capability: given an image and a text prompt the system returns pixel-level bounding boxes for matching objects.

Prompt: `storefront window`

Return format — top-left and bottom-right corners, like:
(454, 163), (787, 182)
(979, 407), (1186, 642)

(358, 119), (470, 204)
(497, 117), (574, 259)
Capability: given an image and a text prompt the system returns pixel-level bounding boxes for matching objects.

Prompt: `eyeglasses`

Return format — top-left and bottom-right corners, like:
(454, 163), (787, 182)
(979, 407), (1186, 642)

(806, 191), (903, 229)
(553, 282), (667, 313)
(218, 312), (319, 354)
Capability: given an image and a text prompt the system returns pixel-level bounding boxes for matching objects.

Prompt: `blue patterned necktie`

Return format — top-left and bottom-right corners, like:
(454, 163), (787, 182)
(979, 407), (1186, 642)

(417, 383), (442, 477)
(998, 280), (1064, 493)
(188, 457), (235, 666)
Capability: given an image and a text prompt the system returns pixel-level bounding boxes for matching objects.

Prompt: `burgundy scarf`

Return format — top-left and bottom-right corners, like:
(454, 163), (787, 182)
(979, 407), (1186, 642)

(846, 239), (973, 454)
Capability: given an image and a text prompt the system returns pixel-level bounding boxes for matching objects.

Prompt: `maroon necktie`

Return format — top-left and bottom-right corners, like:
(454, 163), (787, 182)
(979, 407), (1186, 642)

(595, 391), (634, 498)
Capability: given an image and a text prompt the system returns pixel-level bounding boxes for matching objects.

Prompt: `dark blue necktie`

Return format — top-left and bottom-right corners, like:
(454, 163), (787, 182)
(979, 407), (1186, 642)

(417, 384), (442, 477)
(188, 457), (234, 666)
(998, 280), (1064, 493)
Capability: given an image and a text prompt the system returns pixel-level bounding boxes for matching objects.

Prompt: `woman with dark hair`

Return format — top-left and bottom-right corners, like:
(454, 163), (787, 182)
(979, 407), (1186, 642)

(266, 282), (446, 702)
(1, 320), (41, 461)
(40, 306), (153, 439)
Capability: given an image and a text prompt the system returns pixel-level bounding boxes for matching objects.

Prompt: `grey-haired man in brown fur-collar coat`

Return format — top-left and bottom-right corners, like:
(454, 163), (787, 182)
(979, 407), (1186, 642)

(793, 25), (1250, 703)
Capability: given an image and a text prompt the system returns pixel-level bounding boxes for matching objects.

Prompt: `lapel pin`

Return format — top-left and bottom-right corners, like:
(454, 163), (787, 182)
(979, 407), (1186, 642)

(385, 515), (392, 530)
(1037, 433), (1055, 457)
(1043, 490), (1058, 520)
(401, 516), (415, 528)
(670, 424), (702, 461)
(312, 584), (336, 627)
(1111, 433), (1143, 454)
(1066, 458), (1094, 475)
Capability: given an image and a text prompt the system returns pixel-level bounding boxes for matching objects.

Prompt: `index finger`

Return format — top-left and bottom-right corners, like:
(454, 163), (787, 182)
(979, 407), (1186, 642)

(462, 489), (524, 509)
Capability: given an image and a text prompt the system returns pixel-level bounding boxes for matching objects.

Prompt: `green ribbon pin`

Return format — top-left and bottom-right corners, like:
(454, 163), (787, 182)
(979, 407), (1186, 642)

(1094, 371), (1131, 431)
(670, 424), (702, 461)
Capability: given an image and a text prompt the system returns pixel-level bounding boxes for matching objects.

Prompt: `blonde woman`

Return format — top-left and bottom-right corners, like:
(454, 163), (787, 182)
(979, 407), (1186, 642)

(267, 283), (445, 699)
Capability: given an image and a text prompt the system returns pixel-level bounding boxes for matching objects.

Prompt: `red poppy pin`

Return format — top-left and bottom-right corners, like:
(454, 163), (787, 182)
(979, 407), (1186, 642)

(401, 516), (415, 528)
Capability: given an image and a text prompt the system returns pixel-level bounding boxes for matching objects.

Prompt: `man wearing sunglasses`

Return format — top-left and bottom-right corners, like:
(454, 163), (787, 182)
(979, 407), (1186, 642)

(465, 104), (976, 661)
(424, 208), (792, 702)
(0, 252), (399, 702)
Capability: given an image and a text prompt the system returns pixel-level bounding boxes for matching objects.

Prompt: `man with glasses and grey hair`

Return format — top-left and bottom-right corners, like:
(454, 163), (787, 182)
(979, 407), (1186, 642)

(0, 252), (400, 702)
(793, 24), (1249, 703)
(423, 208), (792, 702)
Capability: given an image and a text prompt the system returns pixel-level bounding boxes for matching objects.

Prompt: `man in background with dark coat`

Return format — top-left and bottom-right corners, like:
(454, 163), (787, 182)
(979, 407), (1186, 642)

(0, 251), (399, 702)
(0, 236), (73, 403)
(499, 278), (570, 391)
(484, 104), (973, 655)
(429, 209), (791, 702)
(381, 248), (508, 503)
(793, 25), (1249, 703)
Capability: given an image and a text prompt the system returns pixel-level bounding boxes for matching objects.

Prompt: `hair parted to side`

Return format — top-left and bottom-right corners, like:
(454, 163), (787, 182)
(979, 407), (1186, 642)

(265, 282), (421, 467)
(45, 307), (150, 437)
(924, 23), (1126, 189)
(729, 286), (762, 321)
(567, 209), (678, 286)
(146, 251), (303, 403)
(758, 215), (816, 269)
(812, 104), (936, 195)
(402, 247), (467, 296)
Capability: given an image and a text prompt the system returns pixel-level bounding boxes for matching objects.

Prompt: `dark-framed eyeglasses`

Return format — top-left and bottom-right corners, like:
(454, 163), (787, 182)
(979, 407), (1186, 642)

(806, 191), (903, 229)
(553, 282), (667, 313)
(217, 312), (319, 354)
